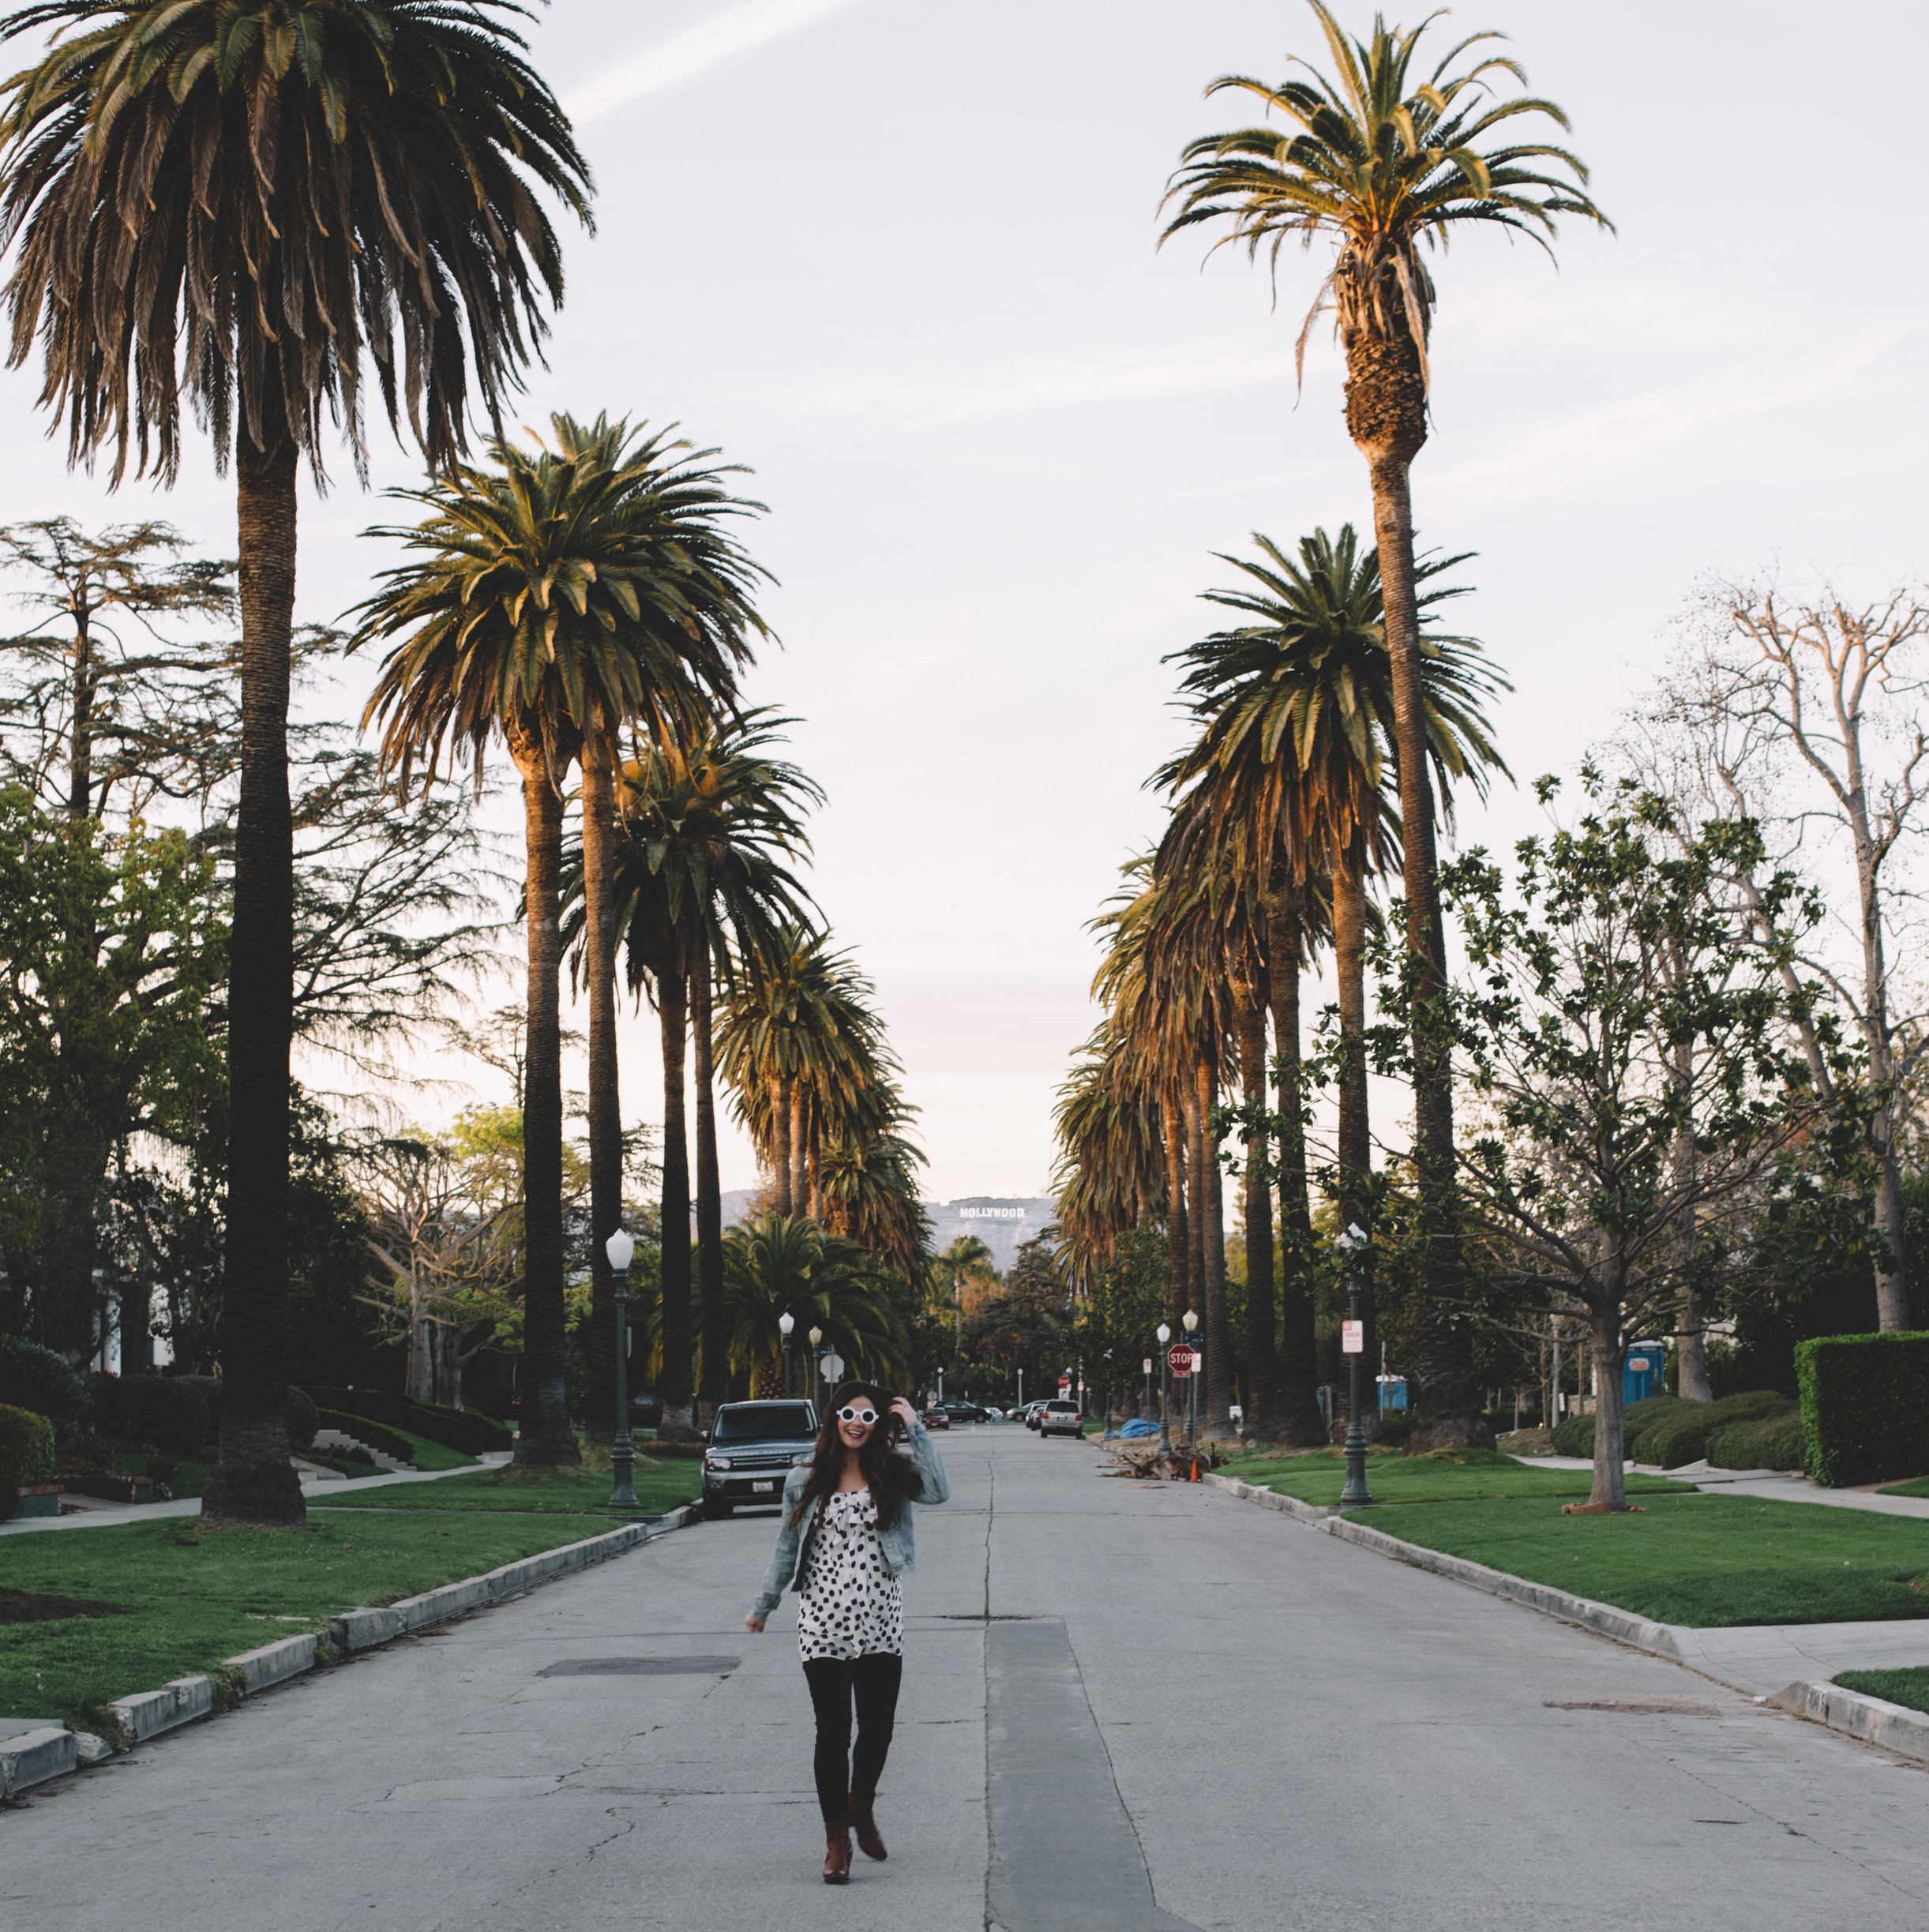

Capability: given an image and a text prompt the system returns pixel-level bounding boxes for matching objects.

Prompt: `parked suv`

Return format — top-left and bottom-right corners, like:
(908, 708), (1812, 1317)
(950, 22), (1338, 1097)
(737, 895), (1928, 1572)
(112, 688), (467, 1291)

(702, 1400), (817, 1518)
(1038, 1399), (1083, 1439)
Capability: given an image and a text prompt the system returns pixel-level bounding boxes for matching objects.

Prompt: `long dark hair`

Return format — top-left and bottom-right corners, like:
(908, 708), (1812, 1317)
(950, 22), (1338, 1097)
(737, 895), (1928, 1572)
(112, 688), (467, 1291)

(789, 1381), (925, 1532)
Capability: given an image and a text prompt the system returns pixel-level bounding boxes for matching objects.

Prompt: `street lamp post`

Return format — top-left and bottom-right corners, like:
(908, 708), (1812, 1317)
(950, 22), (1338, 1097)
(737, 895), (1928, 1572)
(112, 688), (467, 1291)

(1183, 1308), (1199, 1455)
(1156, 1322), (1173, 1454)
(779, 1311), (795, 1397)
(1336, 1225), (1374, 1509)
(606, 1229), (640, 1510)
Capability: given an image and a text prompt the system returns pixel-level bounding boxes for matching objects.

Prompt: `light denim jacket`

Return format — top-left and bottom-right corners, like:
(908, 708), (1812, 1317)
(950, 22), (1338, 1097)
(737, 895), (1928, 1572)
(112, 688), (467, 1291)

(749, 1422), (951, 1620)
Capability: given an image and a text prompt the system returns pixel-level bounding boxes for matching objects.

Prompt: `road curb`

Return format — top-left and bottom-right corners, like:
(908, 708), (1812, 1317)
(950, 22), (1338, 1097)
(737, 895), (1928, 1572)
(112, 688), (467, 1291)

(17, 1502), (703, 1792)
(1768, 1679), (1929, 1762)
(1200, 1472), (1684, 1660)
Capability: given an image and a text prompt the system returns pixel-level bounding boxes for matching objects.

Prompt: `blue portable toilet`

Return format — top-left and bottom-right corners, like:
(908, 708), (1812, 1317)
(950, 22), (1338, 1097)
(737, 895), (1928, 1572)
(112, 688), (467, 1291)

(1621, 1345), (1664, 1407)
(1376, 1374), (1409, 1414)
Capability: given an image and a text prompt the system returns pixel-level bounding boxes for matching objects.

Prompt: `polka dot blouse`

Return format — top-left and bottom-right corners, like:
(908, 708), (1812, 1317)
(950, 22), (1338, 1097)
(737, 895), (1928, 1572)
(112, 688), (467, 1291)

(797, 1486), (905, 1663)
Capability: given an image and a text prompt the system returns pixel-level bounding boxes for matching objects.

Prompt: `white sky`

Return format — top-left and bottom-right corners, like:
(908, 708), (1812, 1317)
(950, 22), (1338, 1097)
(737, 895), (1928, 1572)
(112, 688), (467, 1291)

(1, 1), (1923, 1201)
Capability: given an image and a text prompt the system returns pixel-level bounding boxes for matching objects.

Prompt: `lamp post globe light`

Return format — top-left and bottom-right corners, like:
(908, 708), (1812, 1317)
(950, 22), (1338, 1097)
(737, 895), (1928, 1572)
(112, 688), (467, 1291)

(1182, 1309), (1199, 1454)
(1335, 1225), (1374, 1509)
(1156, 1322), (1173, 1455)
(778, 1311), (795, 1397)
(605, 1227), (640, 1510)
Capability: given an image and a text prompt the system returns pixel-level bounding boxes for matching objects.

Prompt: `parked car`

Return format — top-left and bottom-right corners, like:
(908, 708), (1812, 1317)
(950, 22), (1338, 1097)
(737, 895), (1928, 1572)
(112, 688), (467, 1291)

(1039, 1399), (1083, 1439)
(1023, 1400), (1049, 1431)
(943, 1401), (990, 1424)
(920, 1405), (951, 1430)
(701, 1399), (817, 1519)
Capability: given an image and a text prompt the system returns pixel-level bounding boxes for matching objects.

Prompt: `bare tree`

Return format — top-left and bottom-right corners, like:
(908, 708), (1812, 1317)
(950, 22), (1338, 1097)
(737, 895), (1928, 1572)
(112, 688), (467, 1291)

(1634, 583), (1929, 1332)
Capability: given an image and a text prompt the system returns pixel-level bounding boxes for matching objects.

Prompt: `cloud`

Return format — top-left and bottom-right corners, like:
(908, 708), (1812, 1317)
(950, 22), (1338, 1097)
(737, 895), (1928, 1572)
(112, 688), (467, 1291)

(565, 0), (864, 124)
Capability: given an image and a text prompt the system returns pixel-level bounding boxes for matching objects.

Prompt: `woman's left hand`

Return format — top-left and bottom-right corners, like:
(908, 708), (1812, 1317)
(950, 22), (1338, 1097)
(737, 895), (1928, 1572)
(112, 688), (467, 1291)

(890, 1395), (920, 1432)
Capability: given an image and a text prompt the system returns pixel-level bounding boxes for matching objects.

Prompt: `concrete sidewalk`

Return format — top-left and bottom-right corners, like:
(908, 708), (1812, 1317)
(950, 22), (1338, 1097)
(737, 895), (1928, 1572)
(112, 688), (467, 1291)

(5, 1427), (1929, 1929)
(1518, 1452), (1929, 1519)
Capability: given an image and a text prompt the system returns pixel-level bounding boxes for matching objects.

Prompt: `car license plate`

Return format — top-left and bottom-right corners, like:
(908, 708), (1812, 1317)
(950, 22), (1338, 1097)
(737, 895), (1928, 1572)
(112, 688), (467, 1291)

(752, 1480), (775, 1492)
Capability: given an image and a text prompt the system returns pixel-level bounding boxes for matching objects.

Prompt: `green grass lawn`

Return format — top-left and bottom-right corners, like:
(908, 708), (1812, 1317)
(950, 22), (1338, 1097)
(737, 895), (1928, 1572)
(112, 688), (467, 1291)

(307, 1459), (699, 1518)
(1375, 1491), (1929, 1627)
(1877, 1474), (1929, 1499)
(1834, 1666), (1929, 1715)
(1216, 1446), (1689, 1509)
(384, 1427), (477, 1472)
(0, 1510), (631, 1738)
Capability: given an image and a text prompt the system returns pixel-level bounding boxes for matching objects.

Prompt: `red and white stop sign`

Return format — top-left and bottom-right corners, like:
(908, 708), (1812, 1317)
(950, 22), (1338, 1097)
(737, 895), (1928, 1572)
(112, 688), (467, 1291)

(1167, 1343), (1197, 1378)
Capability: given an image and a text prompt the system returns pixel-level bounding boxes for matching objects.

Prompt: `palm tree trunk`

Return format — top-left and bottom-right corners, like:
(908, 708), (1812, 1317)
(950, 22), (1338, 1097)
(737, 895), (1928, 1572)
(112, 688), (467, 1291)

(509, 737), (579, 1466)
(66, 603), (93, 826)
(789, 1085), (809, 1217)
(1333, 842), (1375, 1435)
(582, 718), (621, 1446)
(692, 944), (728, 1424)
(771, 1074), (794, 1215)
(1196, 1055), (1234, 1438)
(1235, 973), (1279, 1437)
(659, 967), (696, 1437)
(202, 425), (305, 1527)
(1350, 326), (1484, 1449)
(1184, 1076), (1208, 1326)
(1162, 1090), (1188, 1327)
(1265, 887), (1326, 1444)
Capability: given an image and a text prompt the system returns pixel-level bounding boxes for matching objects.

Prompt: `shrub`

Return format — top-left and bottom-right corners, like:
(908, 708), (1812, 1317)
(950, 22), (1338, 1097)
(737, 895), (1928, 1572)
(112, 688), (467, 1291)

(1375, 1412), (1413, 1449)
(175, 1374), (223, 1439)
(1706, 1411), (1807, 1472)
(1552, 1412), (1594, 1457)
(1798, 1332), (1929, 1487)
(1638, 1390), (1797, 1470)
(286, 1386), (318, 1452)
(0, 1334), (94, 1450)
(314, 1408), (416, 1463)
(91, 1374), (210, 1454)
(0, 1403), (56, 1517)
(300, 1386), (506, 1454)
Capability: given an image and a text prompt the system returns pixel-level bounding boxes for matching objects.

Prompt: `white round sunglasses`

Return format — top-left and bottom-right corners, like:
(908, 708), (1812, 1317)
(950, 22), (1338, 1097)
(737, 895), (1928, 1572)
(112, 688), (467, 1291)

(835, 1405), (880, 1426)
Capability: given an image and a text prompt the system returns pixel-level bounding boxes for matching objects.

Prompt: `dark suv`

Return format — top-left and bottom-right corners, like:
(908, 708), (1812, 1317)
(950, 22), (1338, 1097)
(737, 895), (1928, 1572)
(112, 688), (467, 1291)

(702, 1400), (818, 1519)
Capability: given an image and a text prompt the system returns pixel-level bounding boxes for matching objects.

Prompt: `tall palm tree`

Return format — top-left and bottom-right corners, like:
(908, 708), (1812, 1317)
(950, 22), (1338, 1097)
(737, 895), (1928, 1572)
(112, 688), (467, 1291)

(355, 418), (760, 1463)
(1164, 2), (1605, 1445)
(1164, 524), (1507, 1435)
(562, 711), (817, 1429)
(0, 0), (591, 1521)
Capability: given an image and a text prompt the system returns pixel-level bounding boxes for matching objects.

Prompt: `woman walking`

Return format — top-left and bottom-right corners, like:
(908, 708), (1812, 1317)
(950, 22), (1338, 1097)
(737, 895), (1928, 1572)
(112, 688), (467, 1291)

(746, 1383), (950, 1883)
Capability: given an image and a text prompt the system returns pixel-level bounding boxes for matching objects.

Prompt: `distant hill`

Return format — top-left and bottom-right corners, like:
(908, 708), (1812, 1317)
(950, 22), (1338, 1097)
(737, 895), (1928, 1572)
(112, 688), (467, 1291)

(704, 1187), (1055, 1274)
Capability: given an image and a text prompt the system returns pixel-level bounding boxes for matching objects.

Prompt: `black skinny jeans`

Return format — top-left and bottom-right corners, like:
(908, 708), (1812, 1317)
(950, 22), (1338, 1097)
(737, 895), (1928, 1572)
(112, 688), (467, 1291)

(802, 1653), (902, 1825)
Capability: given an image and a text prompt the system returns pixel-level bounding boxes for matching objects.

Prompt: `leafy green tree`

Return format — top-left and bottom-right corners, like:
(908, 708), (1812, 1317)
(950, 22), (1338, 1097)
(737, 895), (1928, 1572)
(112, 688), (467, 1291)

(1395, 776), (1850, 1506)
(1164, 2), (1607, 1448)
(0, 0), (591, 1522)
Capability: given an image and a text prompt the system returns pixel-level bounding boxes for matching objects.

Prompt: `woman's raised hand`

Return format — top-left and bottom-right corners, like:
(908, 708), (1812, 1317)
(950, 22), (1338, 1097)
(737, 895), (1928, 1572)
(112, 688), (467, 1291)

(890, 1396), (920, 1431)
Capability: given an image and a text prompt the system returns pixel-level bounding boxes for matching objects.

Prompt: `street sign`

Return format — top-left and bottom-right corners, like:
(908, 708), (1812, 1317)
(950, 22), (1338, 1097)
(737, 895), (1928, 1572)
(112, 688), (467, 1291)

(1142, 1357), (1153, 1375)
(819, 1353), (845, 1382)
(1342, 1320), (1364, 1354)
(1167, 1343), (1197, 1377)
(1057, 1375), (1072, 1394)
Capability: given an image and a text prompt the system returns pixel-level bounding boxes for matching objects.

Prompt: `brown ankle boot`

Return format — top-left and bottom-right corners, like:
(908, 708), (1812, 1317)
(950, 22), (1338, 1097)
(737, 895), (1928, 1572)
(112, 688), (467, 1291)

(822, 1822), (852, 1884)
(849, 1791), (887, 1861)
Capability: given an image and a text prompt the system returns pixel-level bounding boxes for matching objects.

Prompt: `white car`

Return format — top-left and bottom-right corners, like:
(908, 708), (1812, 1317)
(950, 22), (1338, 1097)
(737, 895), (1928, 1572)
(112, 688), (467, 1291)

(1038, 1399), (1083, 1439)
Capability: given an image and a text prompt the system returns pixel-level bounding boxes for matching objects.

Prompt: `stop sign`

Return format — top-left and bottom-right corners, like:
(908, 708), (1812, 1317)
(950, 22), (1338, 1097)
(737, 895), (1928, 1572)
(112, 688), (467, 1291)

(1167, 1343), (1197, 1378)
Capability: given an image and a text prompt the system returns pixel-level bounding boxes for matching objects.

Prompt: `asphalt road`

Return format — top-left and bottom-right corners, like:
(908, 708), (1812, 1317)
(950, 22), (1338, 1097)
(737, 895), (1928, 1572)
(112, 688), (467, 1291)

(5, 1426), (1929, 1930)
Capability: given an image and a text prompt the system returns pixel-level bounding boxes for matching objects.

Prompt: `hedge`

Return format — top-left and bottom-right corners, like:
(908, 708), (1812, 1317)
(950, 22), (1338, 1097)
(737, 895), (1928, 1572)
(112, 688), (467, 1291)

(0, 1402), (55, 1517)
(1548, 1390), (1796, 1466)
(300, 1386), (506, 1455)
(1706, 1411), (1806, 1472)
(287, 1386), (319, 1452)
(1798, 1332), (1929, 1487)
(90, 1374), (209, 1454)
(0, 1334), (93, 1450)
(314, 1409), (417, 1463)
(1638, 1390), (1795, 1470)
(158, 1375), (315, 1452)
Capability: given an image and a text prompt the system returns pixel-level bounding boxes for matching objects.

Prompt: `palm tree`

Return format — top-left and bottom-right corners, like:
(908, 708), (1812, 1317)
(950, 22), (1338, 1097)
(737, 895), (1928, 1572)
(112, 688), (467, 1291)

(0, 0), (591, 1521)
(564, 711), (817, 1430)
(724, 1212), (908, 1397)
(1163, 2), (1605, 1445)
(355, 418), (760, 1464)
(1163, 524), (1507, 1436)
(936, 1234), (992, 1355)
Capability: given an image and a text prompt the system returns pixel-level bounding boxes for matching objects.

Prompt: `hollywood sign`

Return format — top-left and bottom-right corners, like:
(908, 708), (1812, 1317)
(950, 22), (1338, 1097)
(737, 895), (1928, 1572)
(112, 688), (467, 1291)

(957, 1208), (1026, 1221)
